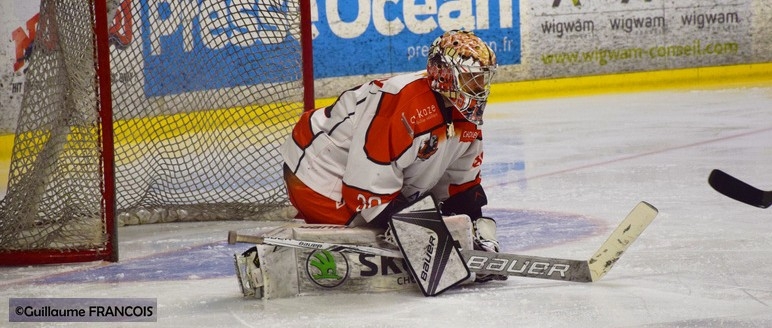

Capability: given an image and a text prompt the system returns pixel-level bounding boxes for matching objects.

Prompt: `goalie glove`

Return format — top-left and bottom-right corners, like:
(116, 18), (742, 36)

(473, 217), (500, 253)
(440, 184), (487, 219)
(472, 217), (508, 283)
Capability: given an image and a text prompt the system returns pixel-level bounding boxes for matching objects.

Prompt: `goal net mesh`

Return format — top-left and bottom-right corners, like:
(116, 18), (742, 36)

(0, 0), (304, 255)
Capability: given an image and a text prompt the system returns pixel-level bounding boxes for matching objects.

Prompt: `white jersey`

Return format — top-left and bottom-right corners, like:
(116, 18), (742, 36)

(280, 71), (484, 223)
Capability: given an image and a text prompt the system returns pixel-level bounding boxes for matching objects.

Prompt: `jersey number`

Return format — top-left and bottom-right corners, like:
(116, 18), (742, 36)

(356, 195), (382, 211)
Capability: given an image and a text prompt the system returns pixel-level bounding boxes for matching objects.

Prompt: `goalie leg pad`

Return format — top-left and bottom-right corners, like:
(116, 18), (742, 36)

(234, 244), (299, 299)
(234, 249), (262, 298)
(442, 214), (474, 251)
(441, 214), (478, 285)
(236, 224), (418, 299)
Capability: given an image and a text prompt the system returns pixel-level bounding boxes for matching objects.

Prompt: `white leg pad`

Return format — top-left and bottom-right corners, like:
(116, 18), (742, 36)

(245, 224), (416, 299)
(441, 214), (477, 285)
(442, 214), (474, 251)
(240, 216), (475, 299)
(257, 244), (299, 299)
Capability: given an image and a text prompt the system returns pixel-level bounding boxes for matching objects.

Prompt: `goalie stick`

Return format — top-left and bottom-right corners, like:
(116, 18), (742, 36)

(708, 169), (772, 209)
(228, 201), (658, 283)
(227, 233), (402, 258)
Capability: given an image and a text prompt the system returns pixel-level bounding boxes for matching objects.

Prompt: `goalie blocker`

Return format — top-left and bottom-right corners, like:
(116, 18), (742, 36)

(388, 196), (473, 296)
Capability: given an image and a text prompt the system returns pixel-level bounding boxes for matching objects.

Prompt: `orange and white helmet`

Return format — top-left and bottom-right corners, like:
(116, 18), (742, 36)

(427, 30), (497, 125)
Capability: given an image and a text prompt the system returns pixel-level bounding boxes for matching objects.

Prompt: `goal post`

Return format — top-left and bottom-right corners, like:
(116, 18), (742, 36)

(0, 0), (314, 265)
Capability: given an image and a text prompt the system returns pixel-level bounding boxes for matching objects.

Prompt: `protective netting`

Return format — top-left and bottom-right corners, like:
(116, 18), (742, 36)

(0, 0), (304, 255)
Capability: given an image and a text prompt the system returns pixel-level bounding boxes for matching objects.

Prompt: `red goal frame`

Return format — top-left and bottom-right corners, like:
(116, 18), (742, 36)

(0, 0), (314, 265)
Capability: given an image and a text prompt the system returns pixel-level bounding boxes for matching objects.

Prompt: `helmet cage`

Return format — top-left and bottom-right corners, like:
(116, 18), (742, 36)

(437, 58), (496, 125)
(426, 30), (497, 125)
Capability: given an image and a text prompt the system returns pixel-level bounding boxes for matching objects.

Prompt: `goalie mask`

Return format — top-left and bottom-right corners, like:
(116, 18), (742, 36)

(427, 30), (497, 125)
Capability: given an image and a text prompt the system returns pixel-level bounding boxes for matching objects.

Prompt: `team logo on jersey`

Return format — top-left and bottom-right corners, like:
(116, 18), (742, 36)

(417, 134), (439, 160)
(306, 250), (349, 288)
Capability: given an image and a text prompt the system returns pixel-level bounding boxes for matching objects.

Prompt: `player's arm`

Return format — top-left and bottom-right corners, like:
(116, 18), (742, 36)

(433, 137), (487, 218)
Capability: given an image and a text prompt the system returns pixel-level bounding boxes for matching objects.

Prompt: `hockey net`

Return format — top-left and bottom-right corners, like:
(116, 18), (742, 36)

(0, 0), (312, 264)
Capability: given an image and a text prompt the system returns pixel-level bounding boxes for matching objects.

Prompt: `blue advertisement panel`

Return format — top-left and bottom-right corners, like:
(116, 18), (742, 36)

(139, 0), (521, 97)
(311, 0), (521, 78)
(140, 0), (301, 97)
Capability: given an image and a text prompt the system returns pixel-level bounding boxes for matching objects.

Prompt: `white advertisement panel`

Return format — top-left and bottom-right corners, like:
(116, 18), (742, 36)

(0, 1), (39, 132)
(524, 0), (753, 78)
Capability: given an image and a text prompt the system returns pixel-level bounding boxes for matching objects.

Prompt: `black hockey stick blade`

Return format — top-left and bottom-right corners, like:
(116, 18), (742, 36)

(708, 169), (772, 208)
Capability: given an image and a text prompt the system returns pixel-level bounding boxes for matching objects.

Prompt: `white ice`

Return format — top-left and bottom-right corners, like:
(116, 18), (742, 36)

(2, 84), (771, 327)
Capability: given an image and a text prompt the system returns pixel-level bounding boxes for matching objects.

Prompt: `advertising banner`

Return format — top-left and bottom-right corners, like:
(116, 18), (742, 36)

(141, 0), (523, 94)
(0, 1), (39, 132)
(310, 0), (522, 78)
(525, 0), (753, 78)
(140, 0), (302, 96)
(0, 0), (766, 135)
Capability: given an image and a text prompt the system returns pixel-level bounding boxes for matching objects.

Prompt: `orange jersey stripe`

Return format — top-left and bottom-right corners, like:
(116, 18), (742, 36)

(364, 80), (446, 164)
(291, 108), (318, 149)
(448, 173), (482, 197)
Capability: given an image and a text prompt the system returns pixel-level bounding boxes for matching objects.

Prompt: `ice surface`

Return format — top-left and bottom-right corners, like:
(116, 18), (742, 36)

(2, 85), (771, 327)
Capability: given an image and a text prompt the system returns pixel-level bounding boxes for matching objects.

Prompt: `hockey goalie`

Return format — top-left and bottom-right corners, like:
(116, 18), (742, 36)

(234, 30), (505, 298)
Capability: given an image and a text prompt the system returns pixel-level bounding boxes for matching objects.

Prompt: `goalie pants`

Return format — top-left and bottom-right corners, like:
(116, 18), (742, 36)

(283, 165), (356, 225)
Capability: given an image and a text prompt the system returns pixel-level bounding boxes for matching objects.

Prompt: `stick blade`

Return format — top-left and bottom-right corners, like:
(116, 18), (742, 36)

(708, 169), (772, 208)
(588, 201), (658, 282)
